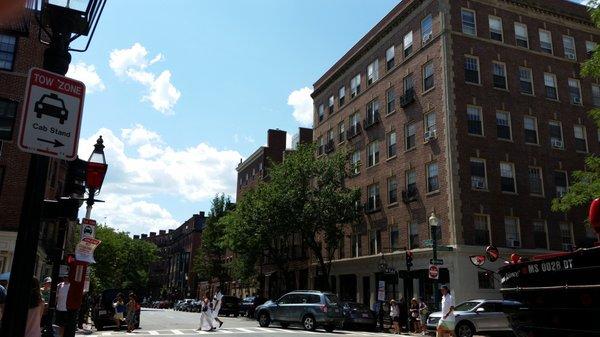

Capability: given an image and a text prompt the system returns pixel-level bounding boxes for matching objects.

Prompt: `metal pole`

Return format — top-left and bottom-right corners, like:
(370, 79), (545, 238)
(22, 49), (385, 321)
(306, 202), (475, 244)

(432, 226), (440, 310)
(85, 191), (94, 219)
(41, 218), (68, 337)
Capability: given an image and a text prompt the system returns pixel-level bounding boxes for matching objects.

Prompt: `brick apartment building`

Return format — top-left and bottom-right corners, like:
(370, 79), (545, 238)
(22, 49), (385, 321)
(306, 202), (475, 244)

(235, 127), (313, 298)
(137, 212), (207, 299)
(311, 0), (600, 306)
(0, 12), (71, 278)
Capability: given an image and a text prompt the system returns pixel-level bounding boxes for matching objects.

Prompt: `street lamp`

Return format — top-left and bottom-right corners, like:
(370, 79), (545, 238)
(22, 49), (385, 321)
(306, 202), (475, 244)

(428, 211), (441, 309)
(85, 135), (108, 218)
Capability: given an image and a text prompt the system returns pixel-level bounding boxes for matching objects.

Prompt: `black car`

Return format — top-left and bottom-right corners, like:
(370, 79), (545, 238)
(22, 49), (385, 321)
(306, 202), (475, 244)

(240, 296), (266, 317)
(35, 93), (68, 124)
(218, 295), (241, 317)
(342, 302), (376, 331)
(91, 289), (140, 331)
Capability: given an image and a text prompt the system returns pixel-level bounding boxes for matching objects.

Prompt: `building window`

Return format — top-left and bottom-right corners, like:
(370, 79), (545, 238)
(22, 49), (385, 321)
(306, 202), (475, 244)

(574, 125), (588, 152)
(539, 29), (553, 54)
(351, 74), (361, 98)
(369, 230), (381, 255)
(367, 183), (380, 211)
(338, 122), (345, 143)
(423, 61), (434, 91)
(592, 84), (600, 107)
(500, 162), (516, 193)
(0, 34), (17, 71)
(366, 99), (380, 126)
(386, 45), (395, 70)
(367, 59), (379, 85)
(524, 116), (538, 144)
(426, 162), (439, 193)
(351, 234), (362, 257)
(519, 67), (534, 95)
(403, 31), (413, 57)
(351, 150), (361, 175)
(406, 169), (417, 192)
(422, 15), (433, 44)
(544, 73), (558, 100)
(318, 104), (324, 122)
(0, 99), (18, 141)
(528, 166), (544, 196)
(424, 112), (436, 135)
(403, 73), (414, 94)
(568, 78), (582, 105)
(367, 141), (379, 167)
(407, 221), (418, 249)
(496, 111), (512, 140)
(533, 221), (548, 249)
(586, 40), (598, 58)
(405, 122), (417, 150)
(563, 35), (577, 60)
(478, 272), (495, 289)
(390, 227), (400, 251)
(549, 121), (564, 149)
(387, 131), (397, 158)
(488, 16), (503, 42)
(339, 86), (346, 106)
(386, 88), (396, 115)
(514, 22), (529, 48)
(467, 106), (483, 136)
(555, 170), (568, 197)
(492, 62), (507, 90)
(388, 176), (398, 204)
(317, 136), (324, 155)
(461, 8), (476, 36)
(328, 95), (335, 114)
(464, 55), (480, 84)
(470, 158), (487, 190)
(560, 222), (574, 251)
(505, 217), (521, 248)
(474, 214), (490, 245)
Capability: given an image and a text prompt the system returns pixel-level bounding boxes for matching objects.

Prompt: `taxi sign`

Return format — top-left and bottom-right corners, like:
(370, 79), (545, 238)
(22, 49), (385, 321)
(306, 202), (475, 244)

(18, 67), (85, 160)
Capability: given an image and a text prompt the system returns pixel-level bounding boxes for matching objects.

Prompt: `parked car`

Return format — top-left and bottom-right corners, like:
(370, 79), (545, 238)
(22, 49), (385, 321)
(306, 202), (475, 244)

(255, 290), (344, 332)
(341, 302), (376, 331)
(426, 299), (522, 337)
(173, 300), (184, 311)
(91, 289), (140, 331)
(218, 295), (241, 317)
(180, 298), (195, 312)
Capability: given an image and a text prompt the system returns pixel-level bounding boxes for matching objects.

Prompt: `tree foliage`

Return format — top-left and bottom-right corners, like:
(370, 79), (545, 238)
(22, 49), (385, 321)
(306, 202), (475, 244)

(552, 1), (600, 213)
(91, 225), (157, 295)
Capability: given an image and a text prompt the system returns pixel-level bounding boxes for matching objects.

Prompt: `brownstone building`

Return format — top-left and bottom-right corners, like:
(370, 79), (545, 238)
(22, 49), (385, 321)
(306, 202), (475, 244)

(0, 12), (70, 278)
(311, 0), (599, 306)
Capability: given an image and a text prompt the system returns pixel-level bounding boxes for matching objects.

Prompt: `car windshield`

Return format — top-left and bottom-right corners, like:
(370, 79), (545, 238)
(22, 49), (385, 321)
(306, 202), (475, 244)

(325, 294), (340, 306)
(454, 301), (481, 312)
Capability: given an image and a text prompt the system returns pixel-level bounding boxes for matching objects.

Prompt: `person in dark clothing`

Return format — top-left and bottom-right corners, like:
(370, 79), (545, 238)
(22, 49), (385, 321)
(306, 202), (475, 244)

(398, 297), (408, 332)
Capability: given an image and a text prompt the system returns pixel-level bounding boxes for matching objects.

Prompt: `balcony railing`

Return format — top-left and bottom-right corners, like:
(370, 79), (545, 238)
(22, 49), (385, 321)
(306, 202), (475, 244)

(400, 89), (415, 108)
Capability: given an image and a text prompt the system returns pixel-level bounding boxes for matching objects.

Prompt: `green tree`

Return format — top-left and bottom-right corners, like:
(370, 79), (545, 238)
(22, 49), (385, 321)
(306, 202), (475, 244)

(552, 1), (600, 213)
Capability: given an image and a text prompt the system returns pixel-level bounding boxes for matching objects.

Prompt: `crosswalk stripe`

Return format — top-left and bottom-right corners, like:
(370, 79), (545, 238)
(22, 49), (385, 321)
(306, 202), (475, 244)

(148, 331), (159, 335)
(254, 327), (275, 332)
(235, 328), (254, 332)
(270, 328), (299, 333)
(218, 329), (234, 333)
(171, 330), (184, 335)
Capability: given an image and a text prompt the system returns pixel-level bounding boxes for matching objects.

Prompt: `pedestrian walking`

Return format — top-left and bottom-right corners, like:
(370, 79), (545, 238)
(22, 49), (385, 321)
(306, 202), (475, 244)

(389, 299), (400, 334)
(55, 277), (70, 337)
(25, 278), (45, 337)
(418, 297), (429, 335)
(113, 293), (126, 331)
(197, 292), (215, 331)
(437, 285), (455, 337)
(126, 293), (137, 333)
(212, 286), (224, 328)
(409, 298), (419, 332)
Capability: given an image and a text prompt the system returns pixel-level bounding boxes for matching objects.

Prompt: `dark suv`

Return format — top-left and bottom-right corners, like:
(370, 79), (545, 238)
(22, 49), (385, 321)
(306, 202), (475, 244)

(255, 290), (344, 332)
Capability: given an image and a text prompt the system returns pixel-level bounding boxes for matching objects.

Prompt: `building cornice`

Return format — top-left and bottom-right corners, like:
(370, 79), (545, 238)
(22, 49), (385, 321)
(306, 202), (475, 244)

(236, 146), (265, 172)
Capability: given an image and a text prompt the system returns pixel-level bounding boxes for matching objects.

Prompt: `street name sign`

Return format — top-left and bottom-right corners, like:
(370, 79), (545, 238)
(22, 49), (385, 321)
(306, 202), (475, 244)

(430, 258), (444, 265)
(18, 67), (85, 161)
(80, 218), (96, 240)
(423, 239), (433, 247)
(428, 264), (439, 280)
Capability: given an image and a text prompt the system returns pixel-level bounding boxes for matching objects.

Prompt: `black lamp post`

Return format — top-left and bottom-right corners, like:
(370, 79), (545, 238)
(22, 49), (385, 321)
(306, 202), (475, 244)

(1, 1), (106, 336)
(428, 211), (440, 310)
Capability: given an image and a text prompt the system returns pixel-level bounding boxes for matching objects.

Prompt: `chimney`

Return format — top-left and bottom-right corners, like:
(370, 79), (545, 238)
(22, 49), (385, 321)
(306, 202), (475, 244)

(199, 211), (205, 218)
(168, 229), (174, 234)
(159, 230), (166, 235)
(150, 232), (156, 237)
(133, 235), (140, 240)
(141, 234), (148, 239)
(267, 129), (286, 150)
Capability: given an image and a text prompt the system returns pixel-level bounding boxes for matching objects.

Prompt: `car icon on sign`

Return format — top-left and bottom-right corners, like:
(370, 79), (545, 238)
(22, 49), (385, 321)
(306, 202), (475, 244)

(35, 93), (68, 124)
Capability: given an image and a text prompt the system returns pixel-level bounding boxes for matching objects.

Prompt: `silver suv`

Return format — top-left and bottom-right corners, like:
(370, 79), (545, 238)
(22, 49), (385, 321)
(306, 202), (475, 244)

(426, 299), (522, 337)
(255, 290), (344, 332)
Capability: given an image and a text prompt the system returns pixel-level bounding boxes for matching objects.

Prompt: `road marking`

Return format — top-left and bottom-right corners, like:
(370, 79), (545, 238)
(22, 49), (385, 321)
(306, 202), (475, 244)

(234, 328), (254, 333)
(255, 327), (275, 332)
(148, 331), (159, 335)
(270, 328), (299, 333)
(218, 329), (234, 333)
(171, 330), (184, 335)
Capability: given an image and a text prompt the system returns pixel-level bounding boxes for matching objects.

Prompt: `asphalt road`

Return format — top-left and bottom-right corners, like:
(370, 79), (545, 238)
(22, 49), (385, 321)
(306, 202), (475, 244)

(77, 308), (423, 337)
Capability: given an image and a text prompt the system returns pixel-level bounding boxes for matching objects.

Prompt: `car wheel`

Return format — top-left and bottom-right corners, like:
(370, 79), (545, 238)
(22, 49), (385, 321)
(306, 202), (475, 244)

(258, 311), (271, 327)
(302, 315), (316, 331)
(456, 322), (475, 337)
(280, 323), (289, 328)
(325, 325), (335, 333)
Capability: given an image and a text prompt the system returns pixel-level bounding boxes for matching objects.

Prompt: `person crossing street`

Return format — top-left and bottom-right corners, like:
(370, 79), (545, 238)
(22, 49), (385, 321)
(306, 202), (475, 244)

(212, 286), (224, 328)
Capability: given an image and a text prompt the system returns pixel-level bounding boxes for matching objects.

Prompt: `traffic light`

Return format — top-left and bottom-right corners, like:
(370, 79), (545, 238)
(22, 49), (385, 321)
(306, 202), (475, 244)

(406, 250), (414, 271)
(64, 158), (87, 199)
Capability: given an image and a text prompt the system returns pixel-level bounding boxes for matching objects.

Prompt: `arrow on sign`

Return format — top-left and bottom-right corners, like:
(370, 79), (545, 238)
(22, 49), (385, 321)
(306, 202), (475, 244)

(37, 138), (64, 148)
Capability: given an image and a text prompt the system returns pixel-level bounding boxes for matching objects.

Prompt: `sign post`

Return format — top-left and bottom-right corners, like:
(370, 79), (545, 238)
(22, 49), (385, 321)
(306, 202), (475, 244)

(80, 218), (96, 240)
(428, 265), (439, 280)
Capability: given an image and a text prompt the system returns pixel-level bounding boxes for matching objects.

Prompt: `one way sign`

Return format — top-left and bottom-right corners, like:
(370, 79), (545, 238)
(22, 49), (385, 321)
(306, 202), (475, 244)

(18, 67), (85, 161)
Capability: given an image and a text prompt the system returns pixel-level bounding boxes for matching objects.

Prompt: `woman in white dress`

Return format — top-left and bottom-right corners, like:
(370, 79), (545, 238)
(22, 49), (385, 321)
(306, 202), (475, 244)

(197, 293), (215, 331)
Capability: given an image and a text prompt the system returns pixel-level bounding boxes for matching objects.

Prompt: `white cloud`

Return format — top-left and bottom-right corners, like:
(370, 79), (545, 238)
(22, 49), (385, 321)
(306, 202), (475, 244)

(78, 125), (242, 233)
(66, 62), (106, 94)
(286, 133), (293, 149)
(233, 134), (255, 144)
(109, 43), (181, 114)
(288, 87), (314, 127)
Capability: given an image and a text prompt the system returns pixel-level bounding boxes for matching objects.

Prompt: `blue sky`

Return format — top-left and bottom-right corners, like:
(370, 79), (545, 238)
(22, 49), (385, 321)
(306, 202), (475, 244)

(71, 0), (400, 234)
